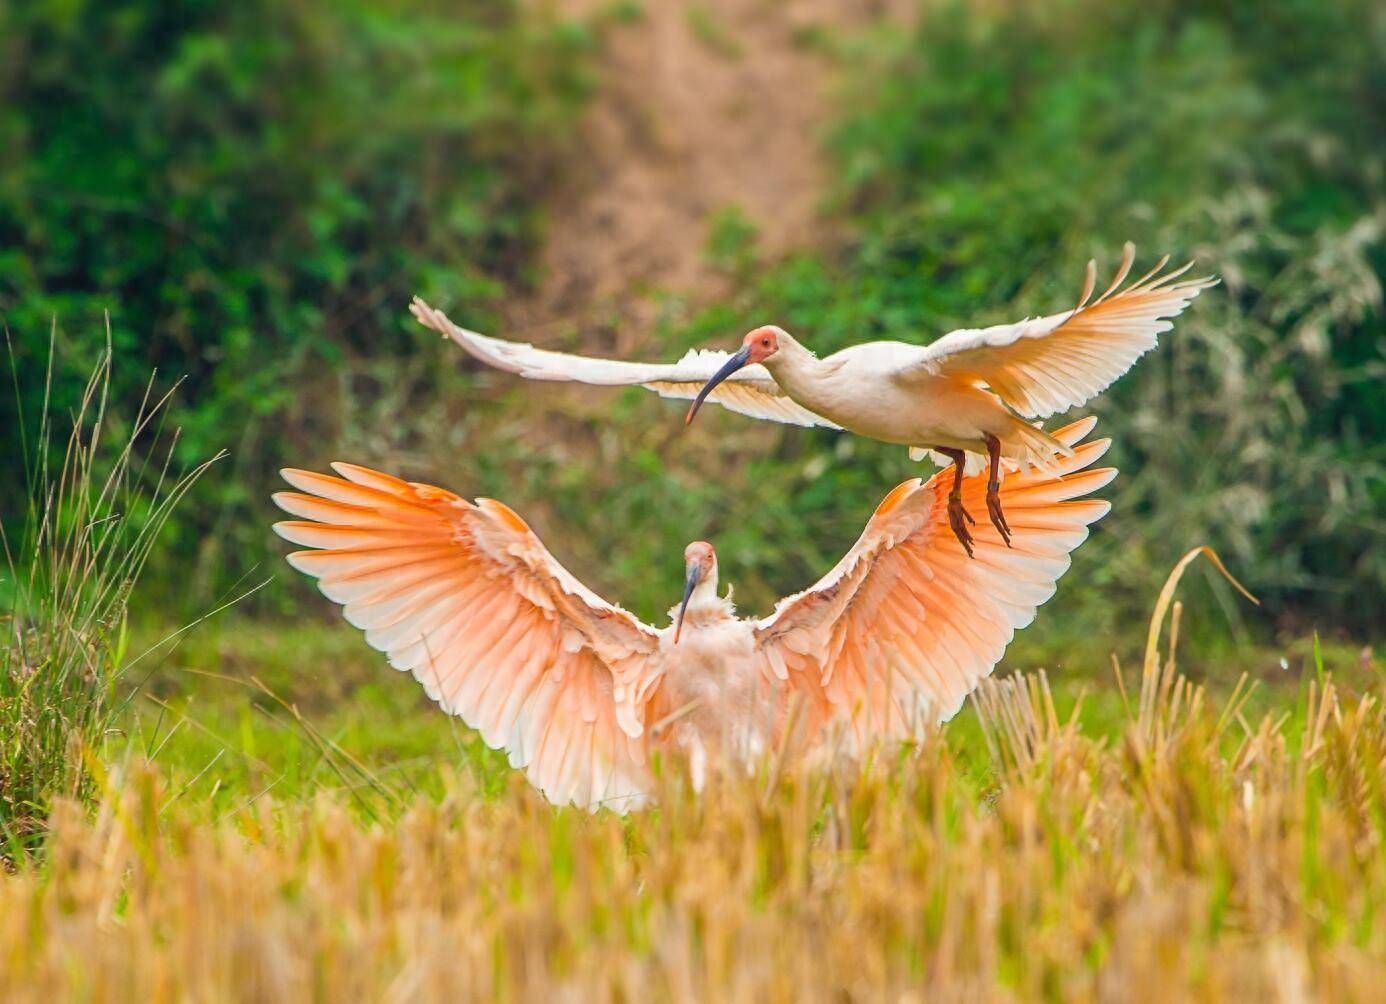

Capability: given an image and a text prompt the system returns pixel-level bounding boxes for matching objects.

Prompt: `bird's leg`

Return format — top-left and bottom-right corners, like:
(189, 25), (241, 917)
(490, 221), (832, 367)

(935, 447), (975, 557)
(984, 434), (1012, 547)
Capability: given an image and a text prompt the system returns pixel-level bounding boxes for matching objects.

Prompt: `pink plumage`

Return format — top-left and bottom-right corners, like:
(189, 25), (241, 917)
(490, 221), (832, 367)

(274, 418), (1114, 812)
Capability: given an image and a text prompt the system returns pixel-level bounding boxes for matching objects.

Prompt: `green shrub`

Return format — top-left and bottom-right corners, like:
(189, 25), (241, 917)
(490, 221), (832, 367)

(0, 0), (593, 606)
(1, 342), (212, 850)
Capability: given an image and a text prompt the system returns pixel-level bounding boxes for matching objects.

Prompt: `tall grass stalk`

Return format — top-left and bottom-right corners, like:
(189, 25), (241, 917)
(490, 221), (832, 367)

(0, 327), (217, 848)
(2, 661), (1382, 998)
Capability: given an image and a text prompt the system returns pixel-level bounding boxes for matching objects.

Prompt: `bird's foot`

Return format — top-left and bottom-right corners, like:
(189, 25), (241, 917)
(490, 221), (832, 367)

(947, 496), (976, 557)
(986, 485), (1012, 547)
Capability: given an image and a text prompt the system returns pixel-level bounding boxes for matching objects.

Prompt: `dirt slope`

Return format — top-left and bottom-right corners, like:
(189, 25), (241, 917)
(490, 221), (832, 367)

(506, 0), (909, 344)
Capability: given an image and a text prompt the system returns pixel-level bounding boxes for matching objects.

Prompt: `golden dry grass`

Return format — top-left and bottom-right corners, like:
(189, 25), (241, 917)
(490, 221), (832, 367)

(2, 642), (1383, 1002)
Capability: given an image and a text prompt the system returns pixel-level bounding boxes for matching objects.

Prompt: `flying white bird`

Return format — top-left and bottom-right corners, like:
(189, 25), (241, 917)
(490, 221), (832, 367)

(412, 244), (1211, 555)
(273, 418), (1113, 812)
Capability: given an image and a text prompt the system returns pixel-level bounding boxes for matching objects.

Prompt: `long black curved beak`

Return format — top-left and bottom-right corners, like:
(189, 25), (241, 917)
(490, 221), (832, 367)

(685, 345), (751, 426)
(674, 562), (702, 644)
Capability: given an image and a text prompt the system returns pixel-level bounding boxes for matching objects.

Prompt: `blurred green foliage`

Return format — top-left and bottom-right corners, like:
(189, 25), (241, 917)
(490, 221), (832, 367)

(0, 0), (593, 592)
(2, 0), (1382, 645)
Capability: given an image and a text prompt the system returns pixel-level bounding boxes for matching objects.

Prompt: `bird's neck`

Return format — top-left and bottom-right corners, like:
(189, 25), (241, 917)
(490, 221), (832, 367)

(688, 568), (721, 610)
(763, 336), (827, 402)
(670, 571), (735, 630)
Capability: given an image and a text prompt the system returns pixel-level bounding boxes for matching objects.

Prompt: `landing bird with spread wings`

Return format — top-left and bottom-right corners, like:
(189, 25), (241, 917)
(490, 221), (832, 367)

(412, 244), (1211, 556)
(273, 418), (1113, 812)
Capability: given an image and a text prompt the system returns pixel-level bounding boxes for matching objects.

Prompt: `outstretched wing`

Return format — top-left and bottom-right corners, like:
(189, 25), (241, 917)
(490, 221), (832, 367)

(755, 417), (1113, 746)
(273, 464), (661, 812)
(411, 297), (838, 429)
(900, 244), (1218, 418)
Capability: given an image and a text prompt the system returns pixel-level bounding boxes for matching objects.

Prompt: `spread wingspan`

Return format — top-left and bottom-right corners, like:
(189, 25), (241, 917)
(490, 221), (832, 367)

(411, 297), (839, 429)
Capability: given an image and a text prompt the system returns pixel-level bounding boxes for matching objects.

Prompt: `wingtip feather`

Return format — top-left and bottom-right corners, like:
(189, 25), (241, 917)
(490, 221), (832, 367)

(284, 550), (318, 575)
(279, 468), (341, 495)
(1088, 466), (1119, 492)
(270, 491), (301, 515)
(330, 461), (413, 494)
(1051, 415), (1099, 446)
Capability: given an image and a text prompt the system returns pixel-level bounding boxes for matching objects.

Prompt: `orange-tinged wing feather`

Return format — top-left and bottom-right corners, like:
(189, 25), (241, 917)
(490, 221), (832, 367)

(756, 417), (1113, 746)
(906, 245), (1217, 418)
(273, 465), (661, 812)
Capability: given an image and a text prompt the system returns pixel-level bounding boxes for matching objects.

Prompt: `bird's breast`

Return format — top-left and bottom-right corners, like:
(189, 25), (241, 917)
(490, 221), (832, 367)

(790, 366), (1001, 449)
(807, 374), (934, 445)
(659, 619), (772, 755)
(663, 618), (755, 684)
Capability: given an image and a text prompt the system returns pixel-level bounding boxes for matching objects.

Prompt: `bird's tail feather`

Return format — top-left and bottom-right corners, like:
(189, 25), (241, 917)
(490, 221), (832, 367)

(1005, 418), (1074, 474)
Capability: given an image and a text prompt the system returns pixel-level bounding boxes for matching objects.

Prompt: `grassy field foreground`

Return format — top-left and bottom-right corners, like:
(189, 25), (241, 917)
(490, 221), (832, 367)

(3, 634), (1384, 1001)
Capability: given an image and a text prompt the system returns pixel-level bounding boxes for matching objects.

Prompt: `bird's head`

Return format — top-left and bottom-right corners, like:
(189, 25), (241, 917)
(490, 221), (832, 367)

(674, 541), (719, 644)
(742, 325), (784, 365)
(684, 325), (788, 427)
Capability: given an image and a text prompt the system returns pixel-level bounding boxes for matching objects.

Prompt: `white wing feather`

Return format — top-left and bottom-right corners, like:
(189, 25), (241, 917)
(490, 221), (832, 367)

(411, 297), (838, 429)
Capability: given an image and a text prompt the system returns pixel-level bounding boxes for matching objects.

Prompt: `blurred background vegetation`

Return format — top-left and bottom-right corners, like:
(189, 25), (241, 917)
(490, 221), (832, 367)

(2, 0), (1382, 651)
(0, 0), (596, 597)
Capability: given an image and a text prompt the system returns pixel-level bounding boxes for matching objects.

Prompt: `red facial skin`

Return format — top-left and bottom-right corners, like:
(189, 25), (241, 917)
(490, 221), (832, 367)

(742, 326), (780, 365)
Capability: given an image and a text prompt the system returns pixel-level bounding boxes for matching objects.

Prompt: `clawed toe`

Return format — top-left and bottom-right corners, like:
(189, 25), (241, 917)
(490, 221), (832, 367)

(948, 497), (976, 557)
(986, 488), (1012, 547)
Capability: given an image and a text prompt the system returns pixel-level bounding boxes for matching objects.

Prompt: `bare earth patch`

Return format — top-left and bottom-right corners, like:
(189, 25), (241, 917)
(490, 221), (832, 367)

(507, 0), (909, 343)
